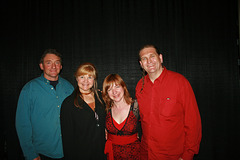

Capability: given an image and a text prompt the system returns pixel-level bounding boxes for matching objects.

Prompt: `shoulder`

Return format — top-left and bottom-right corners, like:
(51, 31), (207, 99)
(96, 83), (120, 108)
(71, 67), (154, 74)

(59, 77), (73, 86)
(166, 69), (189, 82)
(97, 90), (103, 100)
(166, 69), (184, 78)
(131, 99), (139, 119)
(96, 90), (106, 109)
(136, 77), (144, 92)
(59, 77), (71, 83)
(58, 77), (74, 92)
(62, 91), (75, 104)
(20, 76), (42, 91)
(136, 78), (143, 86)
(165, 70), (193, 92)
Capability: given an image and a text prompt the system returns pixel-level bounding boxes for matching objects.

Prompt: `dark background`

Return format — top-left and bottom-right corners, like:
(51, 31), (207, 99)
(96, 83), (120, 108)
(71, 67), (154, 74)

(1, 0), (240, 160)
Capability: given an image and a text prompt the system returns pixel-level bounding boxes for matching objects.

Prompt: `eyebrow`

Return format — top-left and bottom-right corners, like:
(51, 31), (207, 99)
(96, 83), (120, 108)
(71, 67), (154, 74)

(44, 59), (61, 62)
(142, 53), (157, 57)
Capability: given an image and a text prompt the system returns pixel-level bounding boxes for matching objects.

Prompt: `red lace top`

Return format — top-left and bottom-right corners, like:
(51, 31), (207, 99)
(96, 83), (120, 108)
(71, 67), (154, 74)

(112, 117), (127, 130)
(105, 105), (140, 160)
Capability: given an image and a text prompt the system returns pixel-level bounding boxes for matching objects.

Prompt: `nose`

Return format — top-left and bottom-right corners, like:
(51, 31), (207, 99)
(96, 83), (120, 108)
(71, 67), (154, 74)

(111, 88), (117, 95)
(83, 77), (88, 82)
(52, 62), (56, 68)
(147, 58), (152, 64)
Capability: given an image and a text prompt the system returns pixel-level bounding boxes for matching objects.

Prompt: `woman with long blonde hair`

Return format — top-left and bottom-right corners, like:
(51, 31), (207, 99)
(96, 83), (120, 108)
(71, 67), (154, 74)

(60, 63), (106, 159)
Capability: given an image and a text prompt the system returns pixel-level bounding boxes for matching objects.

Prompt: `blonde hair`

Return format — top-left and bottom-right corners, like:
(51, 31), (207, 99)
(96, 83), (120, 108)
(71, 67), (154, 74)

(74, 62), (102, 108)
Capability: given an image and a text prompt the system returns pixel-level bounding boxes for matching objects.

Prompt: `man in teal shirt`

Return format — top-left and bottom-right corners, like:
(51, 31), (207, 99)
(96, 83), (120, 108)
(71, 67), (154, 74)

(16, 49), (74, 160)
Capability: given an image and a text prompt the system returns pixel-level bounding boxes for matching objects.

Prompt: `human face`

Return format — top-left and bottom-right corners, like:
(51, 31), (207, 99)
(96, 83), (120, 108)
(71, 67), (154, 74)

(107, 83), (125, 103)
(139, 47), (163, 75)
(39, 54), (62, 81)
(76, 74), (94, 93)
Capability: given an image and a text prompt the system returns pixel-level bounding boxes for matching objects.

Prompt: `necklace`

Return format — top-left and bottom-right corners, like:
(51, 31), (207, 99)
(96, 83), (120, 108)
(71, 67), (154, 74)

(81, 91), (92, 95)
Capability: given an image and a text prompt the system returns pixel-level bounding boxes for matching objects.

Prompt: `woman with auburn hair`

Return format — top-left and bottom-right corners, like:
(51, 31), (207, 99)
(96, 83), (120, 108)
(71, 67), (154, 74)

(102, 74), (141, 160)
(60, 62), (106, 159)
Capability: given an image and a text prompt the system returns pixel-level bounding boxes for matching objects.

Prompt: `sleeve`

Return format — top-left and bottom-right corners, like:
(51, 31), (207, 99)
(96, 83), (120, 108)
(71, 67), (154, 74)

(60, 99), (75, 158)
(15, 85), (39, 160)
(180, 78), (202, 160)
(135, 79), (142, 99)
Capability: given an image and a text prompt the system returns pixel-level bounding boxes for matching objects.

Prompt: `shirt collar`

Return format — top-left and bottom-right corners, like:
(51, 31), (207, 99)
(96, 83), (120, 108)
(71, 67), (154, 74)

(40, 74), (61, 84)
(145, 66), (167, 84)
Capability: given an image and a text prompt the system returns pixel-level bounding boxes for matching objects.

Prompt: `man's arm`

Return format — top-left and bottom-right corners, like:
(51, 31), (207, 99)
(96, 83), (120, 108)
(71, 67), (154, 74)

(181, 79), (202, 160)
(16, 86), (39, 160)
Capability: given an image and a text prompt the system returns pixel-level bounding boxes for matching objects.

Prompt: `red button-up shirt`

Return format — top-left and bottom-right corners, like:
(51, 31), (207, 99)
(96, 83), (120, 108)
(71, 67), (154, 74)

(135, 67), (202, 160)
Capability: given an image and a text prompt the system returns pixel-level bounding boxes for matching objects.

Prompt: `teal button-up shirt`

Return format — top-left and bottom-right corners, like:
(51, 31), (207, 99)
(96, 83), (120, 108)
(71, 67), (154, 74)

(16, 74), (74, 160)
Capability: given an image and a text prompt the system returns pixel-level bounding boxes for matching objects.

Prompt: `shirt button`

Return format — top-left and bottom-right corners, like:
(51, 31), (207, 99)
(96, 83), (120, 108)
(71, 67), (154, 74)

(51, 88), (54, 90)
(57, 105), (60, 108)
(56, 96), (58, 98)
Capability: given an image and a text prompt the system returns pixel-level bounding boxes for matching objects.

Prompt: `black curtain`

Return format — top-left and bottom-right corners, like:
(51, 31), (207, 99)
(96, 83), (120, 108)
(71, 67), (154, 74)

(1, 0), (239, 160)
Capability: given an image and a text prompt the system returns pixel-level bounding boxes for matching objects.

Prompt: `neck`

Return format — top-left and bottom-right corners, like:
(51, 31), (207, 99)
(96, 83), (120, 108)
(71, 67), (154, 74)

(113, 99), (127, 109)
(79, 88), (93, 95)
(44, 74), (59, 81)
(81, 91), (92, 95)
(149, 67), (164, 83)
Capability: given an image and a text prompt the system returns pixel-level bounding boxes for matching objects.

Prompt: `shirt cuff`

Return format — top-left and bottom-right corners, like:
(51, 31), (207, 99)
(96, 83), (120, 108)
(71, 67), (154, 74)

(181, 151), (194, 160)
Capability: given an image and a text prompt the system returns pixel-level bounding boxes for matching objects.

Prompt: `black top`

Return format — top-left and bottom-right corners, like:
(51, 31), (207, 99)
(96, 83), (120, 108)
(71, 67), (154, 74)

(60, 90), (106, 160)
(49, 80), (58, 90)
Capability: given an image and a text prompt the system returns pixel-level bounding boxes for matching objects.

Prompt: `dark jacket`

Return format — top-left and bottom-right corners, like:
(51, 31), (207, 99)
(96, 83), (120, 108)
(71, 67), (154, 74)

(60, 90), (106, 160)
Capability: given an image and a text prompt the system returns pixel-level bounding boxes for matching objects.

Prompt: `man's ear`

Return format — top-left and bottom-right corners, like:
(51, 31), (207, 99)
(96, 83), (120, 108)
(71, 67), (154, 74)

(139, 61), (143, 68)
(159, 54), (163, 63)
(39, 63), (44, 70)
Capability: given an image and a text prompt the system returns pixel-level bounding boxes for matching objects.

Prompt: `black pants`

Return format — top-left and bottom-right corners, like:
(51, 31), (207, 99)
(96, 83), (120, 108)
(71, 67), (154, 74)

(39, 154), (64, 160)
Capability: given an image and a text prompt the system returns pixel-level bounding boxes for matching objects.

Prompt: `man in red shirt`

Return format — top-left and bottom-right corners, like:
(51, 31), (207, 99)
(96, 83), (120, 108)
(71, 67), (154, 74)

(135, 45), (202, 160)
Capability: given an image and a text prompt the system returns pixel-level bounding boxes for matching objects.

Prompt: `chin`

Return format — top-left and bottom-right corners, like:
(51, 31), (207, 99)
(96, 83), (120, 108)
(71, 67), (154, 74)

(147, 69), (157, 73)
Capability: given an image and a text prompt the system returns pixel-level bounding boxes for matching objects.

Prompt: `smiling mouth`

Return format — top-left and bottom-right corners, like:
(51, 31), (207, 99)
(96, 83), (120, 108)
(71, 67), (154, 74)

(147, 65), (155, 69)
(112, 94), (119, 99)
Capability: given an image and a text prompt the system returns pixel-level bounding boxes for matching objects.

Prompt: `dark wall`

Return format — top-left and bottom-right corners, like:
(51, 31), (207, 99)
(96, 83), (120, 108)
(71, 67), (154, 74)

(1, 0), (240, 160)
